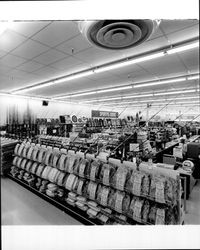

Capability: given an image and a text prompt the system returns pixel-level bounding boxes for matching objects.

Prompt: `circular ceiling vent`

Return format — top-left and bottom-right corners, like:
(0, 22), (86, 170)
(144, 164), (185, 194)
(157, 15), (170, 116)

(78, 20), (160, 50)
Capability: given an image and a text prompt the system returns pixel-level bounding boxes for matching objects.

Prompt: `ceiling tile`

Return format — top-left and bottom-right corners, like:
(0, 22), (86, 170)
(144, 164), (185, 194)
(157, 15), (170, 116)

(49, 62), (92, 78)
(55, 34), (92, 55)
(31, 21), (80, 47)
(33, 49), (67, 65)
(137, 54), (188, 78)
(117, 69), (156, 82)
(0, 65), (12, 75)
(12, 39), (50, 60)
(0, 49), (7, 58)
(49, 55), (83, 70)
(8, 69), (39, 80)
(94, 75), (124, 85)
(160, 20), (199, 35)
(0, 75), (26, 91)
(16, 60), (45, 73)
(86, 71), (116, 81)
(167, 24), (199, 44)
(108, 64), (143, 78)
(74, 47), (124, 67)
(33, 66), (63, 80)
(0, 54), (27, 68)
(0, 30), (27, 52)
(178, 48), (199, 72)
(9, 21), (51, 38)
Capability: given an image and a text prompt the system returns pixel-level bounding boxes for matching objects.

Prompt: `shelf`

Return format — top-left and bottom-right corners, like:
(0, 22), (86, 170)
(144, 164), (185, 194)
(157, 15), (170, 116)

(7, 173), (100, 225)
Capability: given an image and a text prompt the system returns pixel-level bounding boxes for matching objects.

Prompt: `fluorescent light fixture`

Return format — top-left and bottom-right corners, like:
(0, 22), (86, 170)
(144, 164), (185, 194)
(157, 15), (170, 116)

(0, 92), (51, 101)
(54, 70), (94, 84)
(55, 91), (97, 99)
(154, 89), (196, 96)
(188, 75), (199, 80)
(96, 52), (165, 73)
(12, 81), (55, 94)
(134, 77), (186, 88)
(118, 103), (199, 109)
(54, 85), (133, 100)
(97, 85), (132, 93)
(82, 93), (154, 103)
(81, 88), (198, 104)
(167, 41), (199, 55)
(105, 96), (200, 105)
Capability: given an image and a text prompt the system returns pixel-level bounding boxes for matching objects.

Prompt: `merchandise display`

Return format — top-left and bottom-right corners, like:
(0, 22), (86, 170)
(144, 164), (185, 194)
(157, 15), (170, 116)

(9, 141), (184, 225)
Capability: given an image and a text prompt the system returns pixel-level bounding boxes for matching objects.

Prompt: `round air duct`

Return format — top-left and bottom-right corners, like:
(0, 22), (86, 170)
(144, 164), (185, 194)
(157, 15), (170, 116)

(78, 20), (160, 50)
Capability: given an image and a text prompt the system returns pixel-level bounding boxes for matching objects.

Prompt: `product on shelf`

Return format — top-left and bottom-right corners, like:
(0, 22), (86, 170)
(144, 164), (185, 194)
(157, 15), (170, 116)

(99, 163), (116, 186)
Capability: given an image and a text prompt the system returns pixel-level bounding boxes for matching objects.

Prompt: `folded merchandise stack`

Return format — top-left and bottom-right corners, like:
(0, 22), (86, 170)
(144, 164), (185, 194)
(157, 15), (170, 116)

(46, 183), (58, 197)
(76, 196), (88, 211)
(35, 178), (43, 189)
(10, 166), (19, 177)
(65, 192), (77, 206)
(87, 201), (101, 218)
(18, 169), (25, 180)
(39, 180), (49, 193)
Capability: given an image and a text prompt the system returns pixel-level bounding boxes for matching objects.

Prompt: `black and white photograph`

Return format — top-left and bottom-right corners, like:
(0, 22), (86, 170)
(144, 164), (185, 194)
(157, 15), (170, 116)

(0, 0), (199, 249)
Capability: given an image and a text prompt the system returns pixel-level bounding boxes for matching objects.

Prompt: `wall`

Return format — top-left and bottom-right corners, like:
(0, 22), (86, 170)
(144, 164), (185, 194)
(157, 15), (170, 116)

(0, 95), (113, 125)
(0, 95), (199, 125)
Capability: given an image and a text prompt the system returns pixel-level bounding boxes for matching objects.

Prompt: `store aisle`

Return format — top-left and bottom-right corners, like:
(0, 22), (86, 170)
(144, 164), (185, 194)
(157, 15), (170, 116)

(1, 177), (200, 225)
(1, 178), (82, 225)
(185, 180), (200, 225)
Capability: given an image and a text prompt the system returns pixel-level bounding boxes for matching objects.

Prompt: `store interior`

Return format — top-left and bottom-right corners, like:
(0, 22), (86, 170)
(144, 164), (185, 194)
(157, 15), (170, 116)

(0, 19), (200, 226)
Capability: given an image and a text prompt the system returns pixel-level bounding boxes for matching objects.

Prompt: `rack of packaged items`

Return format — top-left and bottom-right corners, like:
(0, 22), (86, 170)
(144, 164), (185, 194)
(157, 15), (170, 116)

(9, 141), (183, 225)
(37, 135), (99, 154)
(0, 137), (18, 175)
(86, 118), (126, 128)
(5, 123), (39, 140)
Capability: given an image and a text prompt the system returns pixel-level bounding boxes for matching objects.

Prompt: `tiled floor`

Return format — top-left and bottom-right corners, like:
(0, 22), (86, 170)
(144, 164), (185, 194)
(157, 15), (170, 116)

(1, 177), (81, 225)
(1, 177), (200, 225)
(184, 180), (200, 225)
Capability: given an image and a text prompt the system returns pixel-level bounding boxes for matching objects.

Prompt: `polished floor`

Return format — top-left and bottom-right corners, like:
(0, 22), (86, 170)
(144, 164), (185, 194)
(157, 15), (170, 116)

(1, 177), (81, 225)
(1, 177), (200, 225)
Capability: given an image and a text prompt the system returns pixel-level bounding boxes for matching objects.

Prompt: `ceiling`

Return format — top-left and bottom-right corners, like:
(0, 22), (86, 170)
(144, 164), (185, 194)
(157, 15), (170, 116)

(0, 19), (199, 109)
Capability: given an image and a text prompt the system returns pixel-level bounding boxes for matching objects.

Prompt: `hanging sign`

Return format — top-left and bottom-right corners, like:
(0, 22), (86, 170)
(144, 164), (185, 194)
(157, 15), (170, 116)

(91, 110), (118, 118)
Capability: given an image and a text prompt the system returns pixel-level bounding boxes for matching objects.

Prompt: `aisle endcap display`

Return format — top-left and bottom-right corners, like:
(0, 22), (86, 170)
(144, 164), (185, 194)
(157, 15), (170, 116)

(9, 141), (184, 225)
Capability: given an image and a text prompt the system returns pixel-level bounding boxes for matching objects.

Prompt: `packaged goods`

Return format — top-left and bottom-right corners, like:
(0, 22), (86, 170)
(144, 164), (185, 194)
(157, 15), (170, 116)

(57, 154), (67, 171)
(89, 160), (102, 181)
(97, 186), (110, 207)
(141, 200), (150, 222)
(87, 181), (98, 200)
(36, 164), (46, 177)
(99, 163), (117, 186)
(141, 173), (151, 196)
(65, 155), (77, 173)
(64, 174), (78, 191)
(148, 205), (157, 224)
(132, 172), (144, 196)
